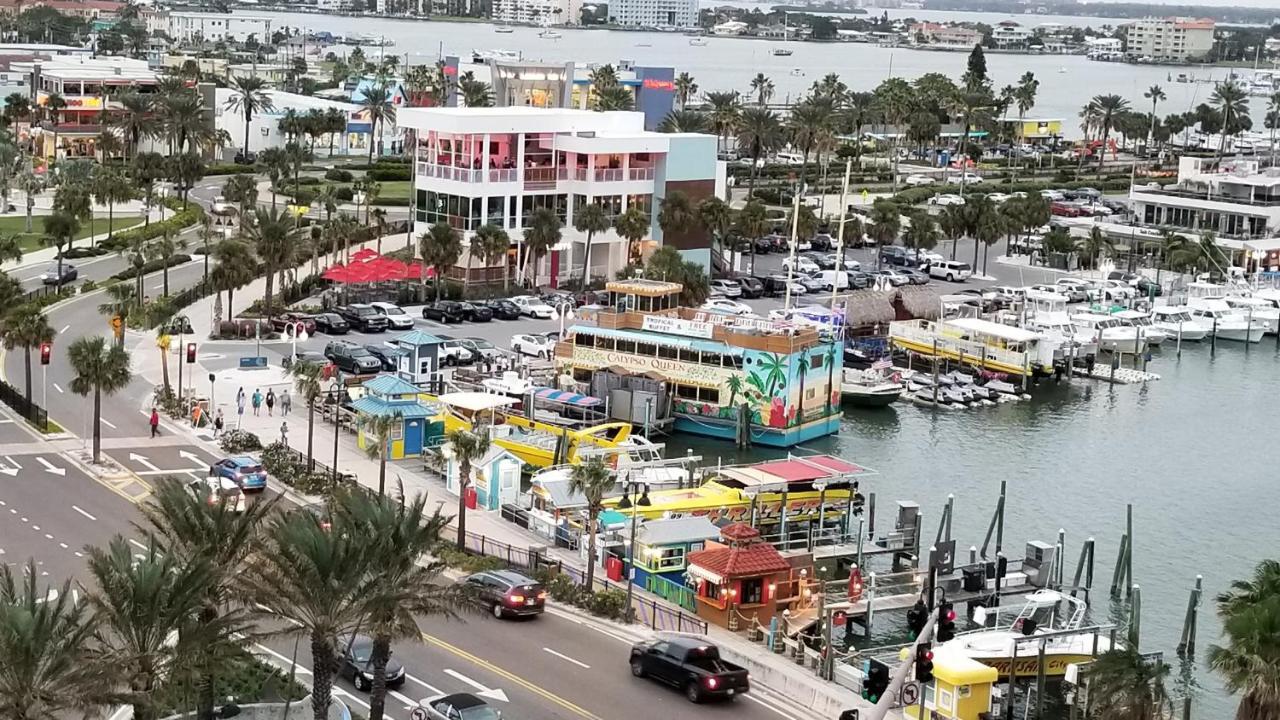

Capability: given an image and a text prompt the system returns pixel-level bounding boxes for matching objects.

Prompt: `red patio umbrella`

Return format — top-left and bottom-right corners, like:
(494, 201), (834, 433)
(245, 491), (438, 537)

(322, 264), (350, 282)
(351, 248), (378, 262)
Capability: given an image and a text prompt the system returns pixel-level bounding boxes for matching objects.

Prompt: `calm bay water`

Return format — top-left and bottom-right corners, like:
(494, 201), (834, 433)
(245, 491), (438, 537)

(260, 9), (1261, 134)
(665, 340), (1280, 716)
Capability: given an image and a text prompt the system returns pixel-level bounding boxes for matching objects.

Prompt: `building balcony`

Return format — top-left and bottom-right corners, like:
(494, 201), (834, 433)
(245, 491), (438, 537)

(416, 163), (522, 184)
(1133, 185), (1280, 209)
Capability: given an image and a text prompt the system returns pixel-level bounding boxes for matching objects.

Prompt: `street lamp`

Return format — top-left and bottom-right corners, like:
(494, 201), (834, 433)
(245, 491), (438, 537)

(617, 481), (651, 621)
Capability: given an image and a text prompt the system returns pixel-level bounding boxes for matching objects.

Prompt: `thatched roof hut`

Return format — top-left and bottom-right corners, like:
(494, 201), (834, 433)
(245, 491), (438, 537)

(842, 290), (897, 329)
(894, 286), (944, 321)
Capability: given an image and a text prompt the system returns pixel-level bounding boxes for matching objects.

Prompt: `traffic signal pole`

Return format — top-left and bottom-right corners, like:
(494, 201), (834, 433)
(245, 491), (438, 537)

(865, 609), (940, 720)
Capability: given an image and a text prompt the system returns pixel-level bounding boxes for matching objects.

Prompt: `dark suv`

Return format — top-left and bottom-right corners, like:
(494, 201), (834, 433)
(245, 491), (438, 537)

(461, 570), (546, 619)
(324, 341), (381, 374)
(422, 300), (467, 324)
(879, 245), (912, 266)
(336, 304), (389, 332)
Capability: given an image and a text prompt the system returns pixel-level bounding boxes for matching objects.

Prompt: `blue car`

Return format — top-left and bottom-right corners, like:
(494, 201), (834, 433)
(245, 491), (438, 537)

(211, 456), (268, 493)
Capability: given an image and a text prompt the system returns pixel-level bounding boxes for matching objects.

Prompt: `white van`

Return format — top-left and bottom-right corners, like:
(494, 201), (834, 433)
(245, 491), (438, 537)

(814, 270), (850, 291)
(774, 151), (805, 166)
(929, 261), (973, 282)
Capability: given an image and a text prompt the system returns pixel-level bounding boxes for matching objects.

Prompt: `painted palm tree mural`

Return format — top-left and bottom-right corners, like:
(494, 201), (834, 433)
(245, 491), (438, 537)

(824, 344), (841, 414)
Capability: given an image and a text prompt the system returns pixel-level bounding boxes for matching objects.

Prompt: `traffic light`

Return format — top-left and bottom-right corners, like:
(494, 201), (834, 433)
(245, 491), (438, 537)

(937, 601), (957, 643)
(186, 343), (197, 363)
(862, 658), (889, 703)
(906, 599), (928, 639)
(39, 342), (51, 366)
(914, 643), (935, 684)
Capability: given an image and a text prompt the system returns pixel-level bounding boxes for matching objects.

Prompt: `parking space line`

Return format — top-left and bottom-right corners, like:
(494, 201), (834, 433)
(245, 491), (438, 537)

(542, 647), (590, 669)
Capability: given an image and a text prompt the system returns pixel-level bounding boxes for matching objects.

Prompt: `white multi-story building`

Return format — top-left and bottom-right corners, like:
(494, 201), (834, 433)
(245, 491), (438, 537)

(490, 0), (583, 26)
(990, 21), (1033, 48)
(145, 10), (275, 43)
(610, 0), (698, 29)
(1124, 16), (1215, 62)
(398, 106), (725, 286)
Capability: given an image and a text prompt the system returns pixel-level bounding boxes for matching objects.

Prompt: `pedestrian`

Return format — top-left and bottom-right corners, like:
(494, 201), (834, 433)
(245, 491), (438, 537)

(280, 421), (289, 445)
(280, 389), (292, 416)
(149, 407), (160, 438)
(251, 389), (263, 416)
(213, 409), (225, 437)
(265, 389), (276, 417)
(236, 386), (245, 408)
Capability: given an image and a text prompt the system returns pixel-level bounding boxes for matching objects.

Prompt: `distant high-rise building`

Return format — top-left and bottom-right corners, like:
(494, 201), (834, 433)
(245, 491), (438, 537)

(609, 0), (697, 29)
(1124, 17), (1215, 62)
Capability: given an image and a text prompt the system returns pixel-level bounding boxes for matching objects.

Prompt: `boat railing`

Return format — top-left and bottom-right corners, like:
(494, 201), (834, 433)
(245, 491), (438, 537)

(890, 320), (1032, 373)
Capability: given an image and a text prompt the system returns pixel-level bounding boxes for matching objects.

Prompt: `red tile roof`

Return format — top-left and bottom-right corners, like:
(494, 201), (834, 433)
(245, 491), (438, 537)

(688, 542), (791, 579)
(719, 522), (760, 542)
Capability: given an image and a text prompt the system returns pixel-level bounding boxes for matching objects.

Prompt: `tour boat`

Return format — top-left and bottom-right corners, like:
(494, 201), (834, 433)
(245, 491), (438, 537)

(1149, 306), (1208, 341)
(539, 29), (562, 39)
(935, 590), (1120, 677)
(772, 48), (793, 56)
(1220, 295), (1280, 335)
(840, 366), (902, 407)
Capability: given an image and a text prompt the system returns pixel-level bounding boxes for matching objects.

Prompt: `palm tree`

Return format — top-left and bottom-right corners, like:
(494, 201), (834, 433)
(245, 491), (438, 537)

(93, 166), (134, 243)
(243, 508), (368, 720)
(750, 73), (775, 106)
(419, 222), (462, 300)
(1205, 559), (1280, 720)
(521, 207), (562, 286)
(698, 196), (733, 267)
(211, 238), (255, 321)
(1210, 81), (1249, 164)
(737, 106), (783, 198)
(1, 304), (54, 405)
(131, 152), (167, 227)
(223, 76), (274, 156)
(872, 78), (915, 184)
(735, 200), (770, 274)
(901, 210), (940, 254)
(244, 207), (296, 317)
(42, 210), (79, 289)
(1266, 92), (1280, 166)
(568, 457), (614, 590)
(67, 336), (131, 463)
(446, 426), (490, 551)
(0, 560), (105, 720)
(1144, 84), (1166, 148)
(705, 91), (742, 154)
(614, 205), (650, 266)
(657, 109), (709, 133)
(14, 167), (43, 234)
(593, 85), (634, 111)
(290, 360), (325, 470)
(1089, 94), (1130, 170)
(114, 92), (153, 161)
(223, 173), (259, 216)
(573, 201), (611, 290)
(1013, 72), (1039, 178)
(674, 72), (698, 109)
(788, 99), (835, 191)
(360, 84), (396, 164)
(1081, 226), (1114, 270)
(868, 199), (901, 267)
(362, 412), (401, 496)
(473, 223), (511, 292)
(657, 190), (697, 247)
(1085, 647), (1171, 720)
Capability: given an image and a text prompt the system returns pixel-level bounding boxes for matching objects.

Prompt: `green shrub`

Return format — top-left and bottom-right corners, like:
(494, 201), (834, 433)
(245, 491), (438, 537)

(371, 197), (410, 207)
(325, 168), (354, 182)
(335, 186), (354, 201)
(154, 646), (306, 716)
(110, 254), (192, 281)
(432, 543), (508, 573)
(80, 279), (97, 293)
(101, 198), (205, 252)
(367, 167), (411, 181)
(586, 588), (629, 620)
(205, 164), (257, 176)
(291, 189), (316, 206)
(295, 176), (322, 186)
(260, 441), (342, 495)
(63, 246), (109, 259)
(219, 429), (261, 453)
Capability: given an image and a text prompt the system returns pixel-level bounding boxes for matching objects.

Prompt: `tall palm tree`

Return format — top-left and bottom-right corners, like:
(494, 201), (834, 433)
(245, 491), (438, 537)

(362, 412), (402, 496)
(614, 205), (650, 266)
(67, 336), (131, 463)
(1266, 92), (1280, 166)
(211, 238), (256, 321)
(673, 72), (698, 109)
(114, 92), (153, 161)
(473, 223), (511, 292)
(419, 222), (462, 300)
(1210, 81), (1249, 164)
(14, 167), (43, 234)
(568, 457), (614, 590)
(290, 360), (325, 470)
(573, 201), (610, 290)
(697, 196), (733, 267)
(593, 85), (634, 111)
(446, 426), (490, 551)
(737, 107), (783, 198)
(0, 559), (104, 719)
(750, 72), (775, 106)
(735, 199), (769, 274)
(223, 173), (259, 216)
(1086, 647), (1171, 720)
(1, 304), (54, 405)
(1087, 94), (1130, 170)
(657, 109), (709, 133)
(93, 166), (134, 243)
(360, 85), (396, 164)
(873, 78), (915, 185)
(244, 207), (296, 317)
(1144, 84), (1166, 148)
(788, 99), (835, 191)
(657, 190), (697, 246)
(41, 210), (79, 289)
(869, 199), (901, 268)
(521, 207), (561, 286)
(1013, 72), (1039, 178)
(223, 76), (274, 156)
(1081, 226), (1114, 270)
(705, 91), (741, 154)
(243, 508), (369, 720)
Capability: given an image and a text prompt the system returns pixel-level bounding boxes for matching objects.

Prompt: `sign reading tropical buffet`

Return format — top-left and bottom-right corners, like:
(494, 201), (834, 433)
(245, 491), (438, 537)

(641, 315), (714, 339)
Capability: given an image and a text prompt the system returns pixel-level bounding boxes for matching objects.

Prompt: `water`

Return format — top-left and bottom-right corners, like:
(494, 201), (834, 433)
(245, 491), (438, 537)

(662, 339), (1280, 717)
(261, 9), (1262, 134)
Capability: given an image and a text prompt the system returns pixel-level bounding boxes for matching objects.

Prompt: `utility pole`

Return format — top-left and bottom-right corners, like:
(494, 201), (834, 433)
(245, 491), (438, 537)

(865, 606), (940, 720)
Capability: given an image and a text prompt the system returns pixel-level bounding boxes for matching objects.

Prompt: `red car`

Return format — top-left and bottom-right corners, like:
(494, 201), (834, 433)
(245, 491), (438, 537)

(1050, 202), (1083, 218)
(271, 311), (317, 334)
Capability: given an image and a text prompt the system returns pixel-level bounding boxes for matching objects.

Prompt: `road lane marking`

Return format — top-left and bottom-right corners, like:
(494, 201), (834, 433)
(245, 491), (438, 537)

(60, 325), (70, 334)
(36, 457), (66, 475)
(404, 673), (444, 695)
(422, 633), (598, 719)
(252, 642), (312, 675)
(100, 418), (117, 429)
(542, 647), (590, 669)
(128, 538), (148, 552)
(388, 689), (416, 708)
(72, 505), (97, 521)
(52, 383), (63, 393)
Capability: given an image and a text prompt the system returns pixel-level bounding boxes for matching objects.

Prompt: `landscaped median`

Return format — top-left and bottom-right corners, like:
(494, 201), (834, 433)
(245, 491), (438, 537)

(100, 197), (207, 253)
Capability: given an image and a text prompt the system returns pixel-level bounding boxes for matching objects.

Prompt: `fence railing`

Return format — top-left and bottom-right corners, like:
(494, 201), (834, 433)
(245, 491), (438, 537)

(0, 379), (47, 432)
(644, 573), (697, 612)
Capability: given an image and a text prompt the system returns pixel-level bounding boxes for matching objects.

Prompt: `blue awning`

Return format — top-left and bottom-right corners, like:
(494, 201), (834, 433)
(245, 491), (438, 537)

(535, 387), (602, 407)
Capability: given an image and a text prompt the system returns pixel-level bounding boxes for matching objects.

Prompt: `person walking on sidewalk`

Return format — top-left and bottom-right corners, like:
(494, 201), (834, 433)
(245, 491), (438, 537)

(149, 408), (160, 438)
(251, 389), (263, 416)
(213, 409), (225, 437)
(265, 389), (276, 417)
(280, 389), (292, 416)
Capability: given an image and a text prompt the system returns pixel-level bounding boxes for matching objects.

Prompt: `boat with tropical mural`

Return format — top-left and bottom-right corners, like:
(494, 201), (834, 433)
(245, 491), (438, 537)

(554, 279), (844, 447)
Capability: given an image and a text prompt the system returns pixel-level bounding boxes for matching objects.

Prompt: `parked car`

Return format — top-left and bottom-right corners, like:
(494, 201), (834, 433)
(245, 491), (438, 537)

(766, 274), (807, 296)
(797, 274), (826, 292)
(270, 311), (317, 334)
(781, 256), (820, 275)
(336, 304), (389, 332)
(364, 343), (399, 370)
(462, 337), (502, 361)
(369, 301), (415, 330)
(187, 476), (246, 513)
(510, 295), (556, 319)
(1040, 189), (1066, 201)
(461, 569), (547, 618)
(339, 635), (406, 692)
(897, 268), (931, 285)
(417, 694), (500, 720)
(804, 251), (836, 270)
(324, 341), (382, 374)
(929, 260), (973, 282)
(1067, 186), (1102, 200)
(709, 279), (743, 298)
(792, 236), (812, 252)
(1050, 202), (1084, 218)
(904, 174), (936, 186)
(736, 276), (765, 298)
(511, 333), (556, 359)
(1054, 279), (1092, 303)
(41, 263), (77, 285)
(540, 291), (576, 308)
(484, 298), (523, 320)
(928, 194), (966, 207)
(915, 250), (945, 266)
(954, 172), (984, 184)
(210, 456), (268, 493)
(985, 192), (1012, 204)
(313, 313), (350, 335)
(810, 233), (833, 251)
(824, 253), (860, 271)
(700, 298), (753, 316)
(575, 290), (610, 306)
(629, 636), (750, 703)
(879, 246), (911, 266)
(211, 196), (234, 215)
(458, 301), (494, 322)
(847, 271), (873, 289)
(422, 300), (467, 324)
(813, 270), (850, 291)
(870, 269), (910, 287)
(436, 336), (475, 366)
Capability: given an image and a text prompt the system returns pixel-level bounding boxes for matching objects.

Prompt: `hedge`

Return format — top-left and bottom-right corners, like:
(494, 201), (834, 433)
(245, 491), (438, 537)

(205, 163), (257, 176)
(63, 246), (109, 259)
(335, 186), (354, 201)
(367, 167), (411, 181)
(101, 198), (206, 252)
(111, 253), (193, 281)
(324, 168), (354, 182)
(372, 197), (410, 207)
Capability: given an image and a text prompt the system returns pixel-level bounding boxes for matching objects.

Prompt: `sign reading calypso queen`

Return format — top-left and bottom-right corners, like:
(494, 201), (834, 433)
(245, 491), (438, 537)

(569, 347), (732, 387)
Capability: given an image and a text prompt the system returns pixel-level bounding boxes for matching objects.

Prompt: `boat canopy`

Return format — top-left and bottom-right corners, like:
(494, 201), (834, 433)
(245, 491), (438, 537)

(534, 387), (603, 407)
(946, 317), (1041, 343)
(438, 392), (518, 412)
(570, 324), (744, 356)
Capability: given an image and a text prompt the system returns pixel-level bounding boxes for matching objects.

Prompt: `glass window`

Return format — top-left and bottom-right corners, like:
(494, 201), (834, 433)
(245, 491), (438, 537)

(740, 577), (764, 604)
(616, 339), (635, 353)
(486, 196), (504, 227)
(655, 546), (685, 571)
(635, 343), (656, 356)
(677, 348), (699, 363)
(675, 384), (699, 401)
(574, 334), (592, 346)
(521, 194), (568, 225)
(593, 335), (613, 350)
(810, 353), (824, 370)
(657, 344), (678, 360)
(697, 386), (720, 403)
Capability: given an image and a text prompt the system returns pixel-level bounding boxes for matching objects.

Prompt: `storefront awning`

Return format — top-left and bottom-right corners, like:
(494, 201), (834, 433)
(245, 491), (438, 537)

(686, 563), (723, 585)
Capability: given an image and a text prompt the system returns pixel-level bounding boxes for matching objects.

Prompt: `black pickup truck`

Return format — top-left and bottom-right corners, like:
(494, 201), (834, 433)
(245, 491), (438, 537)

(629, 636), (750, 703)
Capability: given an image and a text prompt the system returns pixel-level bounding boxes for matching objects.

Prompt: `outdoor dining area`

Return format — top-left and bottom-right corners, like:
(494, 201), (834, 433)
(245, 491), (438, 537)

(321, 248), (435, 285)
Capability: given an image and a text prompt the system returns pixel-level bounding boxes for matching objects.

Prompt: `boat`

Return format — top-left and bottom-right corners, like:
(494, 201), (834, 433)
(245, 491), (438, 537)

(1109, 309), (1168, 346)
(436, 391), (633, 467)
(840, 366), (902, 407)
(539, 29), (562, 39)
(688, 37), (708, 46)
(790, 68), (805, 77)
(1021, 290), (1099, 363)
(1187, 301), (1267, 342)
(936, 589), (1120, 677)
(495, 25), (514, 33)
(1069, 312), (1147, 353)
(1149, 306), (1208, 341)
(1220, 295), (1280, 335)
(889, 317), (1063, 377)
(772, 48), (793, 56)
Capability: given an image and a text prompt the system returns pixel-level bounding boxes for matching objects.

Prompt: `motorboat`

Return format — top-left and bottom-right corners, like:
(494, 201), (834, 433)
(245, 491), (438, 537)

(494, 26), (514, 33)
(935, 589), (1121, 677)
(1022, 290), (1098, 360)
(1221, 295), (1280, 335)
(689, 37), (708, 46)
(840, 366), (903, 407)
(539, 29), (562, 39)
(1187, 301), (1267, 342)
(1069, 312), (1146, 353)
(1109, 309), (1168, 346)
(772, 48), (793, 56)
(436, 391), (634, 467)
(1149, 306), (1208, 341)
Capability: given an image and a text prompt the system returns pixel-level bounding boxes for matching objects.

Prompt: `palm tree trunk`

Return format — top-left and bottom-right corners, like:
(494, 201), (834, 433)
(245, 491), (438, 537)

(368, 633), (393, 720)
(22, 348), (31, 404)
(378, 453), (386, 496)
(161, 347), (170, 394)
(584, 516), (597, 589)
(455, 461), (469, 550)
(244, 116), (251, 156)
(92, 387), (101, 462)
(163, 264), (169, 296)
(309, 632), (335, 720)
(264, 262), (275, 317)
(306, 400), (315, 470)
(580, 231), (593, 291)
(196, 605), (218, 720)
(24, 196), (32, 233)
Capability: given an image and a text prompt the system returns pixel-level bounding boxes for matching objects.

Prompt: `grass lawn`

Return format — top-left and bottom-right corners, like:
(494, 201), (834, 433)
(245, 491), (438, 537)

(291, 180), (411, 206)
(4, 214), (145, 253)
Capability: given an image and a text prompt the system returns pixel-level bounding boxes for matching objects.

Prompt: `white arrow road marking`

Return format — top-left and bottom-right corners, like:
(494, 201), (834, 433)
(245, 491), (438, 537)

(52, 383), (63, 394)
(542, 647), (590, 669)
(100, 418), (117, 429)
(0, 464), (17, 477)
(405, 673), (444, 695)
(72, 505), (97, 521)
(179, 450), (205, 463)
(128, 453), (160, 472)
(36, 458), (65, 476)
(5, 457), (20, 470)
(388, 690), (417, 709)
(443, 669), (508, 703)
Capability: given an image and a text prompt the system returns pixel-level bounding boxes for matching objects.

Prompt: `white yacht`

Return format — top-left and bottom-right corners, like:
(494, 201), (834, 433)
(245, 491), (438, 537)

(935, 589), (1120, 677)
(539, 29), (562, 39)
(1021, 291), (1098, 359)
(840, 366), (903, 407)
(1150, 306), (1208, 341)
(1221, 295), (1280, 335)
(1188, 301), (1267, 342)
(1070, 312), (1147, 353)
(688, 37), (708, 46)
(1110, 309), (1168, 346)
